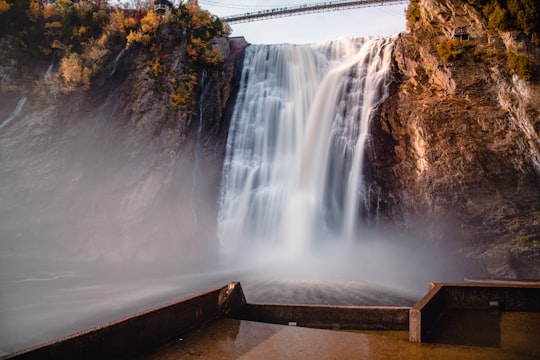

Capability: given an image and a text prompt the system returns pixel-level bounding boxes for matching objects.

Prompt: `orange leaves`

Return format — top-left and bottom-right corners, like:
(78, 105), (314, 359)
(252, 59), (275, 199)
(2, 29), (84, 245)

(125, 11), (159, 49)
(43, 4), (57, 19)
(169, 73), (197, 111)
(59, 53), (91, 90)
(126, 30), (151, 48)
(140, 11), (159, 34)
(0, 0), (10, 14)
(26, 0), (41, 22)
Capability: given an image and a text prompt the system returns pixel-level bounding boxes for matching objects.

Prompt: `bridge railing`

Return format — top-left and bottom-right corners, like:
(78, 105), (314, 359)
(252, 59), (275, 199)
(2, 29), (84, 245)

(222, 0), (408, 24)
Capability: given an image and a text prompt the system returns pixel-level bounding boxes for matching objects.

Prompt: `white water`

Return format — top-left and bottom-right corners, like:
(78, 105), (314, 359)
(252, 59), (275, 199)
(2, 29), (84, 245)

(0, 97), (27, 130)
(218, 36), (395, 254)
(1, 35), (469, 357)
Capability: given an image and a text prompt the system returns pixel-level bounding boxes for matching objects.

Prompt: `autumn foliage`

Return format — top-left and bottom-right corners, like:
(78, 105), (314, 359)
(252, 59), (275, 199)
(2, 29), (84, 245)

(1, 0), (230, 109)
(466, 0), (540, 44)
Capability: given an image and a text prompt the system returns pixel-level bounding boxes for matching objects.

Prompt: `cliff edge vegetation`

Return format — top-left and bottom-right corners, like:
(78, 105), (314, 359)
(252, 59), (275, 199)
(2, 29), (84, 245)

(0, 0), (231, 123)
(0, 0), (245, 263)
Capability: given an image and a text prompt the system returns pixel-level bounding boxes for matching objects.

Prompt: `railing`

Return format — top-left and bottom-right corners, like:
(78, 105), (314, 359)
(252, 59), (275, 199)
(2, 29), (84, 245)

(222, 0), (408, 24)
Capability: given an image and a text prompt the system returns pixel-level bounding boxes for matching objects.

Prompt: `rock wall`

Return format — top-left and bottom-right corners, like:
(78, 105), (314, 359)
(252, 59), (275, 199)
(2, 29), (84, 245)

(372, 0), (540, 278)
(0, 32), (248, 264)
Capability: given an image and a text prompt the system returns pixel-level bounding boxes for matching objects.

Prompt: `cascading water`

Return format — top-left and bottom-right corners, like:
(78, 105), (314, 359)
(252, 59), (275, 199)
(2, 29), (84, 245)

(218, 36), (395, 254)
(0, 97), (27, 130)
(0, 34), (466, 357)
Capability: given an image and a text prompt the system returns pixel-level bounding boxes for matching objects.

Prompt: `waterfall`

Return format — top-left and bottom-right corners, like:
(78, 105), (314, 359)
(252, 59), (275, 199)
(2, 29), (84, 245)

(218, 36), (395, 255)
(0, 97), (27, 130)
(110, 49), (126, 76)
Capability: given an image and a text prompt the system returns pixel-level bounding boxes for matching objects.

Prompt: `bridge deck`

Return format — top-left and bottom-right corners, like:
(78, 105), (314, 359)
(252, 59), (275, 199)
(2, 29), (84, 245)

(223, 0), (408, 24)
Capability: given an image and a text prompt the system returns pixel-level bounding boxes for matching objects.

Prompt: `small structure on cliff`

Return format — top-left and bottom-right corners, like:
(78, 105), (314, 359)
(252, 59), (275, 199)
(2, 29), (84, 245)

(452, 26), (470, 41)
(154, 0), (173, 15)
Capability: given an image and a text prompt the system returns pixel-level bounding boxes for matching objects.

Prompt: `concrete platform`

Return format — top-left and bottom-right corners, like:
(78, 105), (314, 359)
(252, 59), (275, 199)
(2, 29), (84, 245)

(4, 281), (540, 360)
(135, 316), (540, 360)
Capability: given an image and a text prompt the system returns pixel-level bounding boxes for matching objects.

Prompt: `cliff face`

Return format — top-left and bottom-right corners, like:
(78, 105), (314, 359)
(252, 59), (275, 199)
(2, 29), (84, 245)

(0, 30), (247, 263)
(2, 1), (538, 279)
(373, 0), (540, 278)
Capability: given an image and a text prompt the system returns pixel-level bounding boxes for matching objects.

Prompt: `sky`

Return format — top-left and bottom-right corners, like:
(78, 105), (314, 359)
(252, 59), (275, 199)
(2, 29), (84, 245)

(197, 0), (409, 44)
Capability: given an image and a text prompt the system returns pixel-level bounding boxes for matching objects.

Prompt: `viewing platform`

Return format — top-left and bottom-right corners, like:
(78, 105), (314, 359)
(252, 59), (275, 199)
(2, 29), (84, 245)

(4, 281), (540, 359)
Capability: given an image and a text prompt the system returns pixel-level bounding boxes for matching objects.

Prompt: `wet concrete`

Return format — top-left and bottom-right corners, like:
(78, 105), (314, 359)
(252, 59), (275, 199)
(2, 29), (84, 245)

(137, 312), (540, 360)
(409, 282), (540, 342)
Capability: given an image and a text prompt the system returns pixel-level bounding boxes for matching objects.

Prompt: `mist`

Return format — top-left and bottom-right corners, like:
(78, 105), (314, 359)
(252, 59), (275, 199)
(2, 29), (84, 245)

(0, 88), (225, 355)
(0, 39), (474, 356)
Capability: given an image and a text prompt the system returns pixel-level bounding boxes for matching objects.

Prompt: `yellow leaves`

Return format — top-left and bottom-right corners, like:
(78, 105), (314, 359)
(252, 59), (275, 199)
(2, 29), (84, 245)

(59, 53), (90, 90)
(44, 21), (62, 37)
(506, 50), (532, 80)
(83, 39), (108, 68)
(45, 21), (62, 30)
(107, 9), (137, 35)
(97, 33), (108, 47)
(56, 0), (72, 17)
(74, 26), (87, 37)
(60, 53), (82, 85)
(436, 38), (465, 62)
(0, 0), (10, 14)
(186, 36), (224, 66)
(108, 9), (127, 33)
(149, 57), (162, 77)
(190, 37), (202, 47)
(126, 30), (151, 48)
(186, 44), (197, 59)
(58, 38), (108, 90)
(141, 11), (159, 34)
(50, 39), (69, 51)
(92, 9), (108, 25)
(169, 73), (197, 111)
(125, 11), (159, 49)
(188, 10), (212, 29)
(26, 0), (41, 22)
(126, 30), (138, 48)
(123, 17), (137, 31)
(186, 36), (202, 60)
(203, 46), (223, 65)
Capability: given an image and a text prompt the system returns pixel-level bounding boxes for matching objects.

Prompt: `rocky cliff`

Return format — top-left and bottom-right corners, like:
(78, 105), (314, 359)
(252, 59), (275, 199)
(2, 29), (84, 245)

(0, 17), (248, 264)
(2, 0), (539, 279)
(373, 0), (540, 278)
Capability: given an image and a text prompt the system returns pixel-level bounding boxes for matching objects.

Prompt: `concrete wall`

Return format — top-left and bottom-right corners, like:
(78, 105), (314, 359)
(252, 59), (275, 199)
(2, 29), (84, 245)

(443, 284), (540, 311)
(241, 304), (410, 330)
(5, 282), (247, 360)
(8, 280), (538, 357)
(409, 282), (540, 343)
(409, 283), (446, 343)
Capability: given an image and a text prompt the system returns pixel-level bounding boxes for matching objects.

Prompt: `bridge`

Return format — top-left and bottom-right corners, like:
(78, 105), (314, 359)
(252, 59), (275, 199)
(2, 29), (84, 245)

(221, 0), (409, 24)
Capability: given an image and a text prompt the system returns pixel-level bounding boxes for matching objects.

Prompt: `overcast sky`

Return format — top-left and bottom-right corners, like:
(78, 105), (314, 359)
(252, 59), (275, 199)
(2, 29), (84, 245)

(198, 0), (408, 44)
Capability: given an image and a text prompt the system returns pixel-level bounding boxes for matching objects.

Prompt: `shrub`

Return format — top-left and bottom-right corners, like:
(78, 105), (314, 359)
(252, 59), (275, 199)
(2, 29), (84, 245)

(140, 10), (159, 34)
(0, 0), (10, 14)
(436, 38), (465, 62)
(59, 52), (91, 90)
(126, 29), (151, 48)
(406, 1), (421, 28)
(467, 0), (540, 44)
(125, 11), (159, 49)
(488, 3), (509, 30)
(506, 50), (532, 80)
(169, 73), (197, 111)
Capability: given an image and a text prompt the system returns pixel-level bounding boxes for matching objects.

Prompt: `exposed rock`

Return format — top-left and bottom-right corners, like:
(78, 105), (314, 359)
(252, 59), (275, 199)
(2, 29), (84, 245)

(0, 32), (248, 263)
(373, 0), (540, 279)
